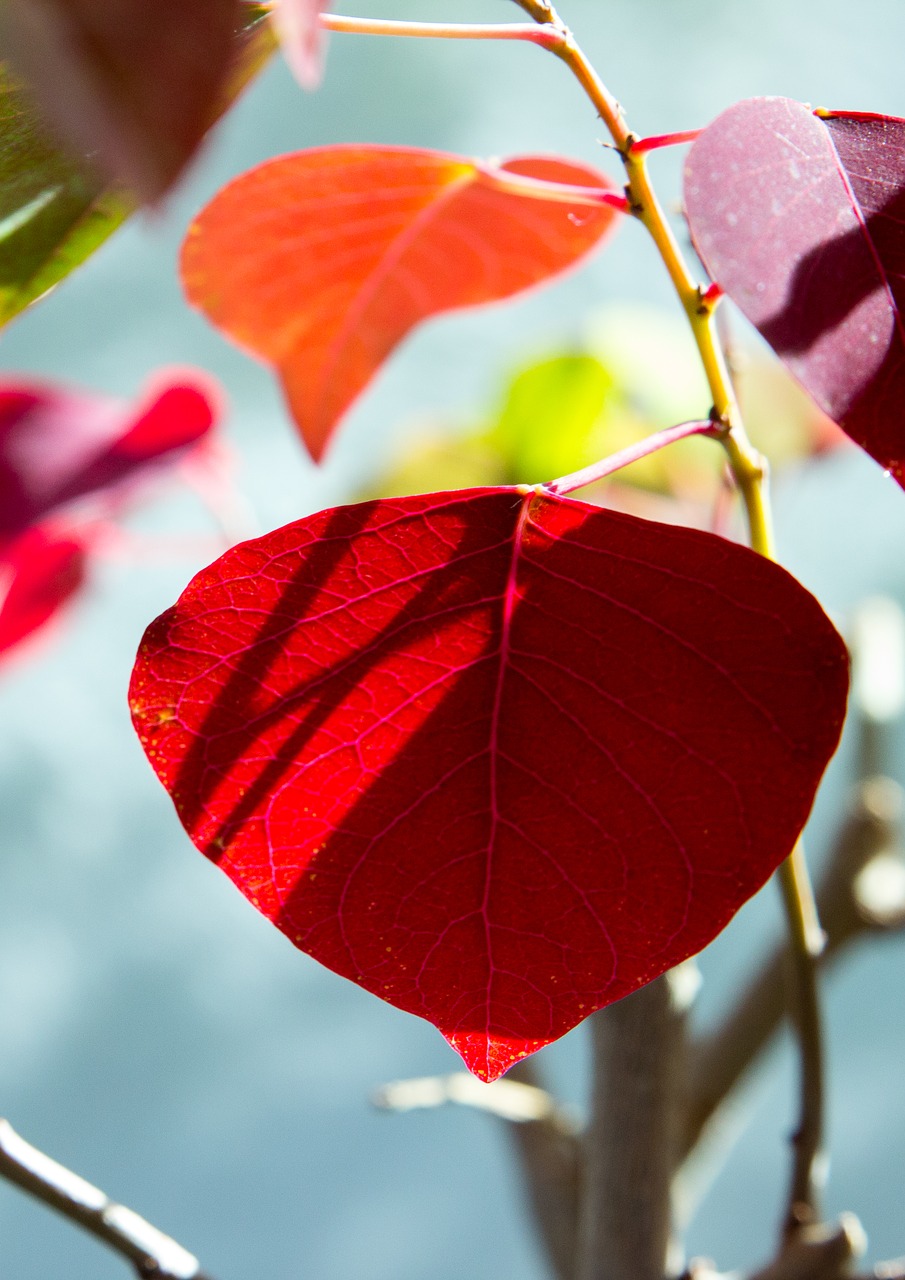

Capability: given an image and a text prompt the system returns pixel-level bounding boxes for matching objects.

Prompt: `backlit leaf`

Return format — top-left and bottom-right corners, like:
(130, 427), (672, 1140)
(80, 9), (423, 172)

(0, 63), (132, 327)
(181, 147), (620, 460)
(684, 97), (905, 485)
(130, 488), (848, 1080)
(0, 371), (220, 540)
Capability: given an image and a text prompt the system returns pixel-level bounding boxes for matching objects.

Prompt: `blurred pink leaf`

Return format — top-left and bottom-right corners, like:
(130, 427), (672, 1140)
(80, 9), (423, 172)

(0, 524), (88, 659)
(0, 371), (221, 541)
(0, 369), (224, 665)
(272, 0), (331, 90)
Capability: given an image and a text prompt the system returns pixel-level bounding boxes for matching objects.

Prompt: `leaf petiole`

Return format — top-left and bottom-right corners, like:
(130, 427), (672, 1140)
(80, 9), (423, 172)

(627, 128), (704, 154)
(319, 13), (563, 49)
(481, 164), (630, 212)
(542, 419), (718, 496)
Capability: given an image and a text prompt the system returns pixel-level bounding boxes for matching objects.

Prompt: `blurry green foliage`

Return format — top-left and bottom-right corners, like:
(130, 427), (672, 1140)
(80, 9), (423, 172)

(0, 64), (133, 329)
(0, 4), (274, 330)
(487, 354), (614, 483)
(369, 304), (715, 504)
(367, 302), (844, 511)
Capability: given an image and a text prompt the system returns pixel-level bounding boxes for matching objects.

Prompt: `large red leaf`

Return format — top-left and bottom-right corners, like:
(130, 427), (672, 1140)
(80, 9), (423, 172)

(0, 371), (219, 541)
(0, 0), (247, 202)
(130, 489), (848, 1080)
(684, 98), (905, 485)
(181, 147), (620, 460)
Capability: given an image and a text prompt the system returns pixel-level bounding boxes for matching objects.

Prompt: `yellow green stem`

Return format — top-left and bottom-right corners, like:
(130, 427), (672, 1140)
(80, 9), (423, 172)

(547, 29), (779, 566)
(543, 8), (824, 1232)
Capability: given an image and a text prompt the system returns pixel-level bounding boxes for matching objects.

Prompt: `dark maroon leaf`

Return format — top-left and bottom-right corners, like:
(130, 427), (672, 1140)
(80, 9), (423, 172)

(130, 488), (848, 1080)
(684, 97), (905, 484)
(0, 0), (249, 202)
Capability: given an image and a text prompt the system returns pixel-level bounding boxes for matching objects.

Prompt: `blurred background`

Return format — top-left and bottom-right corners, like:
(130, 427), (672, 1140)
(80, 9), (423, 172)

(2, 1), (905, 1275)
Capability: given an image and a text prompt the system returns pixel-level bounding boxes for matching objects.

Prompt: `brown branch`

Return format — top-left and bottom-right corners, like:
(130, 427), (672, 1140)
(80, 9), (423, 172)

(508, 0), (557, 23)
(577, 972), (690, 1280)
(372, 1064), (580, 1280)
(505, 1057), (582, 1280)
(776, 842), (826, 1235)
(748, 1215), (866, 1280)
(685, 1214), (869, 1280)
(0, 1119), (214, 1280)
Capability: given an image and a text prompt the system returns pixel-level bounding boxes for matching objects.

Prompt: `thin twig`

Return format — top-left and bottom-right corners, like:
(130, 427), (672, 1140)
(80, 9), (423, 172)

(320, 13), (562, 48)
(577, 974), (690, 1280)
(542, 419), (717, 495)
(0, 1119), (213, 1280)
(509, 0), (557, 23)
(681, 775), (905, 1163)
(372, 1070), (567, 1124)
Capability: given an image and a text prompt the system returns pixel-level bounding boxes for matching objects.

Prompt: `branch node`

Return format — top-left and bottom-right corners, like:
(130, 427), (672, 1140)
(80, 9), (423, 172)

(753, 1214), (866, 1280)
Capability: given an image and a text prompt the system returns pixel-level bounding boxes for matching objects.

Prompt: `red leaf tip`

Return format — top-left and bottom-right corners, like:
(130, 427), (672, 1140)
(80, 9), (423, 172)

(443, 1029), (554, 1083)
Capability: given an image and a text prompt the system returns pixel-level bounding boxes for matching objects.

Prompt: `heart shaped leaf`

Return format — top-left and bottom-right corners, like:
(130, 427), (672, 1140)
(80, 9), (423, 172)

(0, 371), (221, 541)
(181, 147), (621, 460)
(130, 489), (848, 1080)
(684, 97), (905, 485)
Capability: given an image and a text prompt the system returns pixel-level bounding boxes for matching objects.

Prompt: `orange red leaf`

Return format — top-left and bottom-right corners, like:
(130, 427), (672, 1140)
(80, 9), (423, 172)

(181, 146), (621, 460)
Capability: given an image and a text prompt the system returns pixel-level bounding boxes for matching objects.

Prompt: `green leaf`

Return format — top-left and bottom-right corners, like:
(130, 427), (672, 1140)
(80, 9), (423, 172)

(0, 4), (274, 329)
(0, 64), (132, 327)
(486, 354), (615, 482)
